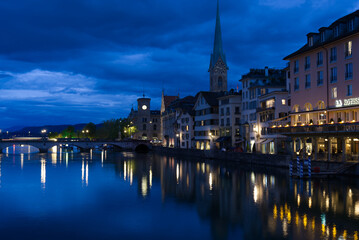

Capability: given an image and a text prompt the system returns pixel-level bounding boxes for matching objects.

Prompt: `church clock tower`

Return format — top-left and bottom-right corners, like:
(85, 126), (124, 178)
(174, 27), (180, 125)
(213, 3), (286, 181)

(209, 0), (228, 92)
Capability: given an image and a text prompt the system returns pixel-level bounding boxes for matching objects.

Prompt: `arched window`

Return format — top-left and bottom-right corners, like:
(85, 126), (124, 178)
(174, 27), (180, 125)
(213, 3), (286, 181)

(143, 124), (147, 131)
(293, 105), (300, 112)
(218, 76), (223, 88)
(317, 101), (325, 110)
(304, 103), (313, 111)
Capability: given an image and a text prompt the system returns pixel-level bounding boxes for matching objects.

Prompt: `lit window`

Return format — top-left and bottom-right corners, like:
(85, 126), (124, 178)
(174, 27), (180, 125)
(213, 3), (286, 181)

(282, 99), (286, 105)
(266, 99), (275, 108)
(332, 87), (337, 99)
(345, 41), (353, 58)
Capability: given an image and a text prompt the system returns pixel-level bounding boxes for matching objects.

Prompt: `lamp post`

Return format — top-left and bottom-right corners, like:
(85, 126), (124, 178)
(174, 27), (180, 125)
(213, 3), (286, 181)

(41, 129), (47, 141)
(176, 133), (180, 148)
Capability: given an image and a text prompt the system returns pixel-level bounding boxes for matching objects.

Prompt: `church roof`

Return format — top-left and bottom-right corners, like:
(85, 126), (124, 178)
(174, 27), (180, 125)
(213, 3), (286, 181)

(209, 0), (228, 70)
(196, 91), (225, 107)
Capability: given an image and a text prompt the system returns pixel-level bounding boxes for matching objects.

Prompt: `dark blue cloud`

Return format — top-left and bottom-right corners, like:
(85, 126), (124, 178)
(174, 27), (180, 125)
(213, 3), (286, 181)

(0, 0), (357, 128)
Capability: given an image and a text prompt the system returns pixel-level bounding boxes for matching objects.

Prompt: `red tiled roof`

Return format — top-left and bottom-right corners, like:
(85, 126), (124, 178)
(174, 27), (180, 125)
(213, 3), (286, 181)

(163, 96), (178, 109)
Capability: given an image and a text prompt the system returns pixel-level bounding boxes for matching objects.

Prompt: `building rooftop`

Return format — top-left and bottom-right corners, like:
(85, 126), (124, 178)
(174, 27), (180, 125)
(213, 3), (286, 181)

(240, 68), (286, 88)
(284, 10), (359, 60)
(196, 91), (225, 107)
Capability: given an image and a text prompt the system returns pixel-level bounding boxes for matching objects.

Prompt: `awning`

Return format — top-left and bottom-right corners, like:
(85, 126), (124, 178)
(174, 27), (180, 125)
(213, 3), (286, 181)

(260, 139), (274, 144)
(215, 136), (231, 143)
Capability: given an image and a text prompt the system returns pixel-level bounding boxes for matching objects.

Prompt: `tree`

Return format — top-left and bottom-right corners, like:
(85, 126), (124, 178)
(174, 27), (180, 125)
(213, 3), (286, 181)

(83, 122), (96, 138)
(48, 132), (59, 139)
(61, 126), (76, 138)
(95, 119), (122, 140)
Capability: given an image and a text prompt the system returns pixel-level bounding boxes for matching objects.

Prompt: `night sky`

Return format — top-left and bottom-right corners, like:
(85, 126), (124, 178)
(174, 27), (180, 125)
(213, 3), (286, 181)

(0, 0), (357, 129)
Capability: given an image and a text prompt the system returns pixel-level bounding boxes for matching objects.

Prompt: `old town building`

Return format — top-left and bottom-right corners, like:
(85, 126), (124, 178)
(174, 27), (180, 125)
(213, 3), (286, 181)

(273, 10), (359, 161)
(217, 90), (242, 149)
(128, 96), (161, 140)
(240, 67), (287, 152)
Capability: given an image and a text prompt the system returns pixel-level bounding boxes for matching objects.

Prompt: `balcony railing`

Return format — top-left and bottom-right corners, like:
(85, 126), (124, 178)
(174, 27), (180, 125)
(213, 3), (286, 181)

(269, 122), (359, 135)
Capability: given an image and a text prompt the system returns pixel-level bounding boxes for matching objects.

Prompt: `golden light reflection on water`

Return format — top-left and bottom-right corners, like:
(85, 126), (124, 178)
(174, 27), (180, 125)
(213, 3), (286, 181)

(149, 168), (152, 188)
(141, 176), (148, 197)
(273, 205), (278, 220)
(303, 214), (307, 229)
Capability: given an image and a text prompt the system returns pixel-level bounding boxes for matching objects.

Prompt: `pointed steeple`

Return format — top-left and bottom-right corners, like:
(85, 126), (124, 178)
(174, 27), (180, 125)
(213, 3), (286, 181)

(209, 0), (227, 70)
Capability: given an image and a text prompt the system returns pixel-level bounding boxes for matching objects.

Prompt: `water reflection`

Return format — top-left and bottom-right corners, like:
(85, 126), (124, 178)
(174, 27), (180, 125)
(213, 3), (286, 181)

(41, 158), (46, 189)
(0, 151), (358, 240)
(112, 155), (359, 240)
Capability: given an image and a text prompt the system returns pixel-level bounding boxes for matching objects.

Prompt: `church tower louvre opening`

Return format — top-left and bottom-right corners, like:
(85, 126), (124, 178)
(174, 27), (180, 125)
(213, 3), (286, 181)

(209, 0), (228, 92)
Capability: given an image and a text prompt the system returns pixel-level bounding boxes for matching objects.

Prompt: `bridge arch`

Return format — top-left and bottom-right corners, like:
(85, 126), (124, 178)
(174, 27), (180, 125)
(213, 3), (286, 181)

(0, 142), (58, 154)
(135, 144), (150, 153)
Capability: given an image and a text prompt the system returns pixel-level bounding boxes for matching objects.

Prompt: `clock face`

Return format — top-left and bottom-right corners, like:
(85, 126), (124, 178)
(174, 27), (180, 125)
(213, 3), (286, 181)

(142, 105), (147, 110)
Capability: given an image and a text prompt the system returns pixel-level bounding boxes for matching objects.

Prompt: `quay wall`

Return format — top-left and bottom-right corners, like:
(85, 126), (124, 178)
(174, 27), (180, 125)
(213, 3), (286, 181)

(152, 146), (291, 168)
(152, 147), (359, 176)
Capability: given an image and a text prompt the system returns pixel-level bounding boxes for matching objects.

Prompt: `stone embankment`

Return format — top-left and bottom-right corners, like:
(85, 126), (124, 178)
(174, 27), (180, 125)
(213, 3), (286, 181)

(152, 147), (359, 176)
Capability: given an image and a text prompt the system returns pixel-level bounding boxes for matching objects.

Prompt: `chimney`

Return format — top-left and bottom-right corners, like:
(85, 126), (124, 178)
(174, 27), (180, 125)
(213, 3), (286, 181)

(265, 66), (269, 77)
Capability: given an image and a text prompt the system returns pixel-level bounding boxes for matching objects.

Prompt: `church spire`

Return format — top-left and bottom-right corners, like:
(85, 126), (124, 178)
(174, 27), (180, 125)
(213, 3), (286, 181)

(209, 0), (227, 70)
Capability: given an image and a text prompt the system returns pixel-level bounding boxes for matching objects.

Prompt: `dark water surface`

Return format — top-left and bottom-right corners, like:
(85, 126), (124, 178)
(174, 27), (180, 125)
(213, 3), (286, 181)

(0, 150), (358, 240)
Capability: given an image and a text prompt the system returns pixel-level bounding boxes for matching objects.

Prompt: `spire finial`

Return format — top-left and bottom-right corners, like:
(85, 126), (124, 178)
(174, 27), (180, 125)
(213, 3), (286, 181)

(209, 0), (227, 70)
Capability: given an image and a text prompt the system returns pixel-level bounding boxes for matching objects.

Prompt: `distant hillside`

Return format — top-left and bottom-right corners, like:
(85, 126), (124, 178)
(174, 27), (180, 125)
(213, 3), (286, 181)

(9, 123), (103, 137)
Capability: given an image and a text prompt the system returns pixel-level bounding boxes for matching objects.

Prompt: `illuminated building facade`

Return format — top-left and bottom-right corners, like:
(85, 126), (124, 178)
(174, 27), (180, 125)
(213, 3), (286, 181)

(127, 97), (161, 140)
(217, 90), (243, 148)
(193, 91), (224, 150)
(257, 91), (290, 154)
(240, 67), (287, 152)
(272, 10), (359, 161)
(160, 92), (179, 147)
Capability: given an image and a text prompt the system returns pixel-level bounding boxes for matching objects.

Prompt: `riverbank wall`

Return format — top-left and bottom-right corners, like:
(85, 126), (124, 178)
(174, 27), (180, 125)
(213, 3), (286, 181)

(152, 147), (359, 176)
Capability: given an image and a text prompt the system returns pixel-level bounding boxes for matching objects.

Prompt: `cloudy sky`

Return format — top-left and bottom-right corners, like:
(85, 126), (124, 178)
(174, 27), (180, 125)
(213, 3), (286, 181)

(0, 0), (358, 129)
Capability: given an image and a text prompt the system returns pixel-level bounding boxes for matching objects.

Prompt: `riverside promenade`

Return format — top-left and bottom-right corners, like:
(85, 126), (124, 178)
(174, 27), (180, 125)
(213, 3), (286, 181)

(153, 146), (359, 176)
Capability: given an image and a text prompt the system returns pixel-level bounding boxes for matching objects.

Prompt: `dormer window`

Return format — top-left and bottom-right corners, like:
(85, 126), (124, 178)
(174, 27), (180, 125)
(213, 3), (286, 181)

(348, 18), (354, 31)
(334, 26), (339, 37)
(308, 36), (314, 47)
(320, 32), (325, 42)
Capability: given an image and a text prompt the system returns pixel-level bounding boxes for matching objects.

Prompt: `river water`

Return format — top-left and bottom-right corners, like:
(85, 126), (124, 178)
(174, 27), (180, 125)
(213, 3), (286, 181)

(0, 147), (358, 240)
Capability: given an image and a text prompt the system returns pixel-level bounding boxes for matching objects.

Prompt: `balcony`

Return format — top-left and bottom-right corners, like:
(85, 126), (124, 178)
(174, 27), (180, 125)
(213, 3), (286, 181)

(269, 122), (359, 136)
(256, 106), (275, 113)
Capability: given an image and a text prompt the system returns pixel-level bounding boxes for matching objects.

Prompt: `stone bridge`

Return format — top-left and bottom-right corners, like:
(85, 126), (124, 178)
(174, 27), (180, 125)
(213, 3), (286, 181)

(0, 139), (152, 153)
